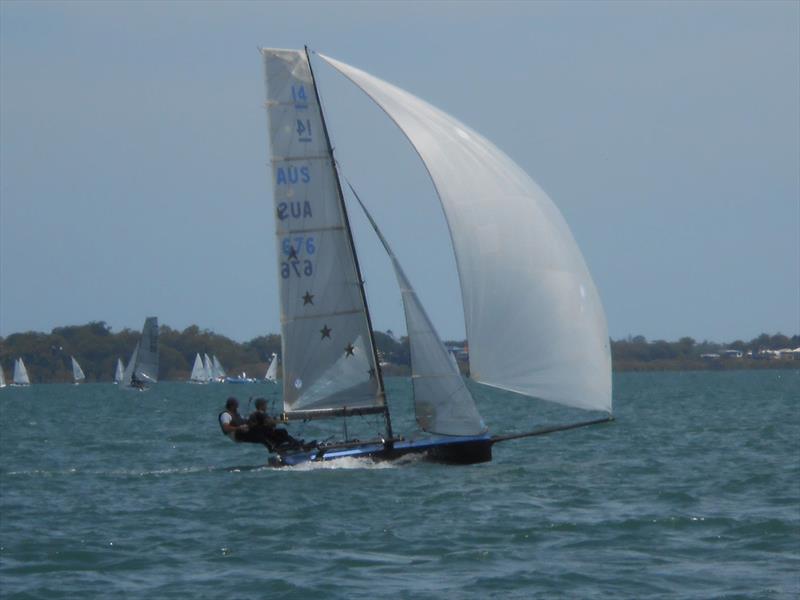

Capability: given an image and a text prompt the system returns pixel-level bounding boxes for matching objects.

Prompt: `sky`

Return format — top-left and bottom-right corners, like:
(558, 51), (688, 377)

(1, 0), (798, 343)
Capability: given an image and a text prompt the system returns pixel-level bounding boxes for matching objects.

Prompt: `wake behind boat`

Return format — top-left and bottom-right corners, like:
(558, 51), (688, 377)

(253, 48), (612, 468)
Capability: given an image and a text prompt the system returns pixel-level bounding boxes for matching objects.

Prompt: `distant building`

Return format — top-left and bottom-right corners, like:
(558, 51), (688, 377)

(701, 353), (720, 360)
(721, 349), (743, 359)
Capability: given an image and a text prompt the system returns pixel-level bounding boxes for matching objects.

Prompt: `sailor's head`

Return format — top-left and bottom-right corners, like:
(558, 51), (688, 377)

(255, 398), (267, 411)
(225, 397), (239, 411)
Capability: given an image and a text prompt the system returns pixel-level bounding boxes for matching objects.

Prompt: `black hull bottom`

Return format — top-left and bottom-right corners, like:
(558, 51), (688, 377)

(270, 434), (493, 467)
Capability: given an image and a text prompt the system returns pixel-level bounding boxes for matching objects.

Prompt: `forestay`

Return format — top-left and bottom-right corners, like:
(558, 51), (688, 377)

(262, 48), (383, 416)
(319, 54), (612, 414)
(350, 185), (487, 435)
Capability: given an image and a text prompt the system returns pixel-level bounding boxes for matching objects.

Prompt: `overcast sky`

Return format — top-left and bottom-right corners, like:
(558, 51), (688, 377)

(1, 0), (798, 343)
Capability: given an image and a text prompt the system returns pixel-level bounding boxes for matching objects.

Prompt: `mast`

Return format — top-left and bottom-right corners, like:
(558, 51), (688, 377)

(303, 46), (393, 443)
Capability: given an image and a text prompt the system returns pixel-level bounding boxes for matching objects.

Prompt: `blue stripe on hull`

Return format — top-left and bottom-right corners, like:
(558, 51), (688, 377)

(270, 434), (493, 467)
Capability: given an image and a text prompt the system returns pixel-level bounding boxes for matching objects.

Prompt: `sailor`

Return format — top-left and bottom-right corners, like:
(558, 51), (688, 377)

(247, 398), (303, 450)
(130, 373), (145, 390)
(218, 397), (250, 441)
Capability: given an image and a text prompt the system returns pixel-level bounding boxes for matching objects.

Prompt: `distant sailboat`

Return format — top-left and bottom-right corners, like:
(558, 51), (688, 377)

(259, 49), (612, 467)
(114, 358), (124, 384)
(0, 364), (6, 388)
(203, 353), (215, 382)
(71, 356), (86, 384)
(12, 358), (30, 387)
(189, 353), (209, 384)
(121, 317), (159, 391)
(212, 355), (226, 381)
(264, 352), (278, 383)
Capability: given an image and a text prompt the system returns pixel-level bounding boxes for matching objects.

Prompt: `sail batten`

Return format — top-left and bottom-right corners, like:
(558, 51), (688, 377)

(318, 53), (612, 414)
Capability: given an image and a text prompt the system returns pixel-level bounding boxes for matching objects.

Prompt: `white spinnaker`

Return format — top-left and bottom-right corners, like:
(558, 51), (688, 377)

(71, 357), (85, 382)
(114, 358), (124, 384)
(265, 353), (278, 382)
(350, 184), (486, 435)
(190, 353), (207, 382)
(14, 358), (30, 385)
(136, 317), (159, 382)
(319, 54), (612, 414)
(263, 48), (381, 414)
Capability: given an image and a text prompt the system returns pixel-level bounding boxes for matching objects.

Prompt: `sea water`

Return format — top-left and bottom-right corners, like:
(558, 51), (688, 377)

(0, 371), (798, 599)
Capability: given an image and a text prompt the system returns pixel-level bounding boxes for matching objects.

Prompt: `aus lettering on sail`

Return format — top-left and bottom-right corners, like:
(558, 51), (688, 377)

(275, 165), (313, 222)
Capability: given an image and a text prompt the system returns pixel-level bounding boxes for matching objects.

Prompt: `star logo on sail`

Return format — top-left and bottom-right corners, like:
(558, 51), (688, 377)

(302, 291), (314, 305)
(287, 246), (299, 260)
(320, 325), (332, 339)
(344, 343), (355, 357)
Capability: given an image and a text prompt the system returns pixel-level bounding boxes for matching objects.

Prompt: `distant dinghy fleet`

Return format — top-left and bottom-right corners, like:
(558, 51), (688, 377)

(0, 316), (280, 389)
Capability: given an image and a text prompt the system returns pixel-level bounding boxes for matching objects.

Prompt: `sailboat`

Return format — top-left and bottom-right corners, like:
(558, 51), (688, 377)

(0, 364), (6, 388)
(189, 353), (209, 384)
(71, 356), (86, 384)
(121, 317), (159, 391)
(203, 353), (215, 382)
(264, 352), (279, 383)
(114, 358), (124, 384)
(12, 358), (30, 387)
(212, 355), (226, 382)
(260, 48), (612, 466)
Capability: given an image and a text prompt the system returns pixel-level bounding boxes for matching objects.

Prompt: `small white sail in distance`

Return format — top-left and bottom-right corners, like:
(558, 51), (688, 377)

(71, 356), (85, 383)
(114, 359), (124, 384)
(264, 353), (278, 383)
(203, 353), (214, 381)
(318, 53), (612, 414)
(0, 364), (6, 388)
(189, 353), (209, 383)
(212, 355), (226, 380)
(13, 358), (30, 385)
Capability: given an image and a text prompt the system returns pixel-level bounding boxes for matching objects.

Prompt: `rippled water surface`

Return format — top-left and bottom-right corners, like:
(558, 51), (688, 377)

(1, 371), (798, 599)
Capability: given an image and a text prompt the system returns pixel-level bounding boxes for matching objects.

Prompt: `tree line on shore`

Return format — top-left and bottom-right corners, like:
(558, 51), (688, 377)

(0, 322), (797, 383)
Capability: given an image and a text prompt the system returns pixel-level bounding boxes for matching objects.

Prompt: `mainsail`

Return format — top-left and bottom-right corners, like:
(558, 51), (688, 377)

(13, 358), (30, 385)
(0, 365), (5, 388)
(114, 358), (124, 384)
(71, 357), (85, 383)
(262, 48), (384, 418)
(265, 353), (278, 382)
(122, 317), (159, 386)
(350, 184), (486, 436)
(189, 353), (208, 383)
(204, 354), (214, 381)
(212, 355), (226, 380)
(319, 54), (612, 414)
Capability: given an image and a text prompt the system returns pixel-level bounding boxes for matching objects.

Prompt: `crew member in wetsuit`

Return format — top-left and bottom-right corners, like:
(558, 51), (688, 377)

(219, 397), (251, 441)
(130, 373), (145, 390)
(247, 398), (303, 450)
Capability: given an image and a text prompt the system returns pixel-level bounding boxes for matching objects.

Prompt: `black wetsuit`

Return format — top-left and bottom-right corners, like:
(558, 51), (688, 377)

(247, 410), (299, 449)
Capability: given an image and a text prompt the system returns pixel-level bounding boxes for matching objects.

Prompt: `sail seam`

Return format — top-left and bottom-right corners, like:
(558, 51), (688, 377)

(271, 154), (330, 163)
(276, 225), (345, 235)
(281, 308), (363, 323)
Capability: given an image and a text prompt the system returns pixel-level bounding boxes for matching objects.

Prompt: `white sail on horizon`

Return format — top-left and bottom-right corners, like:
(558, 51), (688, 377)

(114, 358), (124, 384)
(203, 354), (214, 381)
(211, 355), (226, 380)
(0, 364), (6, 388)
(318, 53), (612, 414)
(121, 317), (159, 387)
(13, 358), (30, 386)
(265, 353), (278, 383)
(189, 353), (209, 383)
(71, 356), (85, 383)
